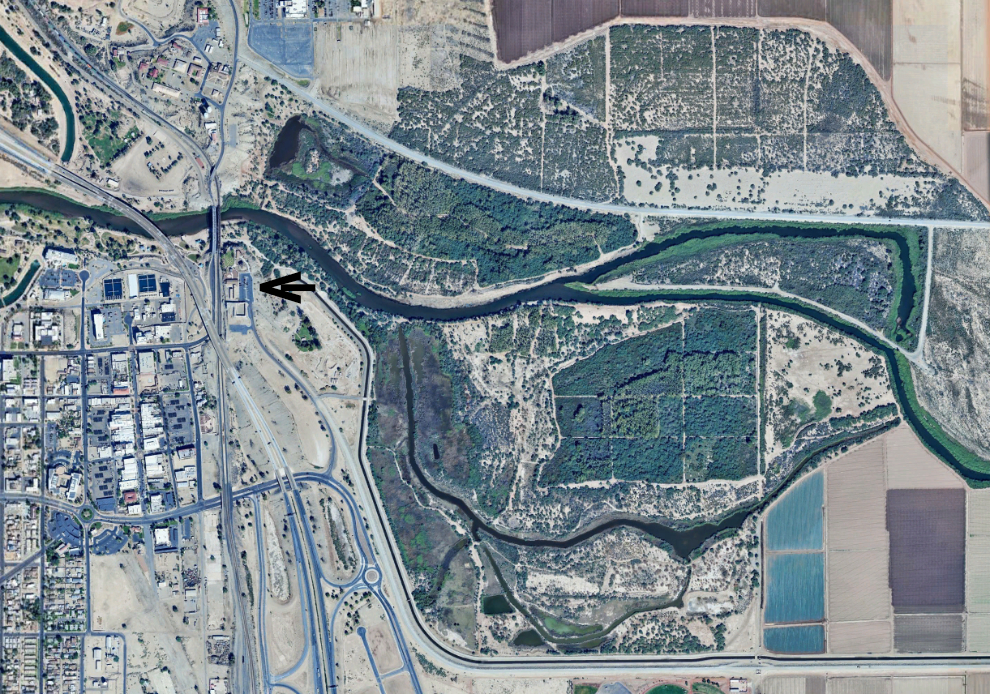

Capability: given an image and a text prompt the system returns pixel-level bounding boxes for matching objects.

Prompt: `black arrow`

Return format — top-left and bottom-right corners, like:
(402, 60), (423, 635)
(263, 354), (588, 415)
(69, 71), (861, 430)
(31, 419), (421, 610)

(259, 272), (315, 303)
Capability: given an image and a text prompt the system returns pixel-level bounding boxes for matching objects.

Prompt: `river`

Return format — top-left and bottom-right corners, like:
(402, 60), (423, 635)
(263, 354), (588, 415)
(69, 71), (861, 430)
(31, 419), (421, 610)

(3, 189), (986, 557)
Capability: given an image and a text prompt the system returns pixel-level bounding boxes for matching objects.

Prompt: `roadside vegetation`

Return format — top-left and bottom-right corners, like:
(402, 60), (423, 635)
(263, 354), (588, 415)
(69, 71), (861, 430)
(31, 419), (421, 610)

(292, 311), (321, 351)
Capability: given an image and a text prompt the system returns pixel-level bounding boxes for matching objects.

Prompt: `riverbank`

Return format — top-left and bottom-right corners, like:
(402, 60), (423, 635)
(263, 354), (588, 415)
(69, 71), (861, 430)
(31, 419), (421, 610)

(1, 188), (986, 484)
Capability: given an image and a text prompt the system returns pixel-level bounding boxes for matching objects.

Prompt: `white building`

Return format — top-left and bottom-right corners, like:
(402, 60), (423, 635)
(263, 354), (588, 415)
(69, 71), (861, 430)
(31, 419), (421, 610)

(137, 351), (156, 375)
(93, 311), (105, 341)
(144, 453), (166, 480)
(67, 472), (82, 503)
(44, 248), (77, 267)
(119, 456), (139, 492)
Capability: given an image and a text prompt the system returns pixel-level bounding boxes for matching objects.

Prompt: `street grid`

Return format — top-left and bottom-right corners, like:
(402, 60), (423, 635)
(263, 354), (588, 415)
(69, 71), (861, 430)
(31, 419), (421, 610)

(0, 3), (989, 690)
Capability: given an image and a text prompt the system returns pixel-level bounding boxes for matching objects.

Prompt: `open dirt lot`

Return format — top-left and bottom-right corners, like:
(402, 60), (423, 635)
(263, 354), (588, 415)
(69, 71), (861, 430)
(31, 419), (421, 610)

(228, 331), (329, 472)
(962, 0), (989, 129)
(90, 553), (202, 693)
(323, 396), (363, 452)
(884, 425), (965, 489)
(204, 510), (225, 630)
(122, 0), (187, 35)
(314, 23), (400, 126)
(824, 438), (891, 638)
(892, 677), (964, 694)
(113, 133), (197, 202)
(968, 490), (990, 612)
(827, 620), (892, 653)
(384, 672), (416, 694)
(255, 294), (365, 398)
(826, 438), (886, 551)
(827, 678), (891, 694)
(366, 621), (402, 675)
(892, 63), (962, 171)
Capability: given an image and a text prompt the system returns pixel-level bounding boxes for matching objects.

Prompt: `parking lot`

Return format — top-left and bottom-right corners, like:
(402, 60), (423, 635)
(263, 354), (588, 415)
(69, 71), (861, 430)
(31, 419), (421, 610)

(161, 392), (195, 449)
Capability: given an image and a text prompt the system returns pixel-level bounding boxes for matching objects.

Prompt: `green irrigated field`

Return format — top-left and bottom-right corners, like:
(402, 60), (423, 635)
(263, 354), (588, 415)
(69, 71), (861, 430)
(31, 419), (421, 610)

(81, 111), (139, 167)
(544, 306), (758, 485)
(0, 253), (20, 288)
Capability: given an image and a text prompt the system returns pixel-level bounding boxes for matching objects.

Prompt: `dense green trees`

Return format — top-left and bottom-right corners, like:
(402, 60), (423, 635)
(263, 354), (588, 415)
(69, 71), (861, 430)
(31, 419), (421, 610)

(356, 157), (636, 286)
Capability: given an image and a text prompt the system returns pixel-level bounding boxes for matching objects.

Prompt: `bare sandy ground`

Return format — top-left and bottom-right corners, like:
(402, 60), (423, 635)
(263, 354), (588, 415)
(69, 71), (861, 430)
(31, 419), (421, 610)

(314, 23), (400, 127)
(764, 309), (895, 463)
(323, 396), (362, 452)
(384, 672), (416, 694)
(228, 331), (329, 472)
(333, 606), (379, 694)
(253, 292), (365, 398)
(121, 0), (185, 39)
(204, 510), (225, 630)
(262, 500), (305, 675)
(885, 425), (965, 489)
(114, 134), (195, 202)
(90, 553), (201, 693)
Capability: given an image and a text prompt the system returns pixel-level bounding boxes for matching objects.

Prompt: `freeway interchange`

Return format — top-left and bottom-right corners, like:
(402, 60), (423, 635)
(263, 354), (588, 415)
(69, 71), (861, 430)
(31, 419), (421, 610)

(3, 9), (990, 690)
(5, 130), (990, 690)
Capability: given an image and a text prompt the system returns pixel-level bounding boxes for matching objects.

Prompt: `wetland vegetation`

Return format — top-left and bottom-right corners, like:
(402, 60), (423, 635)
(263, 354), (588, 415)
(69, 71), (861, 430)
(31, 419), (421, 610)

(6, 190), (990, 656)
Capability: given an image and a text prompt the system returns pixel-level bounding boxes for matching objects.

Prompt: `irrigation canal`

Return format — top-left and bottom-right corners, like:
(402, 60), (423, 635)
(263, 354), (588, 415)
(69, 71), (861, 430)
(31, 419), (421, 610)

(0, 28), (75, 161)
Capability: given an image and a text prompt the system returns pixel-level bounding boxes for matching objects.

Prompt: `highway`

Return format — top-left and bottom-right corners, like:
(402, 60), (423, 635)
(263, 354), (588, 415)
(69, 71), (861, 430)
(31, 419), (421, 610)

(6, 126), (990, 683)
(238, 270), (423, 693)
(240, 51), (990, 232)
(1, 23), (989, 690)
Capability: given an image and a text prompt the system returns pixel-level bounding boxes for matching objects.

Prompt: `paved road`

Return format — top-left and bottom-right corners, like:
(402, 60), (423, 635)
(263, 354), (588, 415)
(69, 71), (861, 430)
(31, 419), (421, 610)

(27, 0), (212, 197)
(241, 53), (990, 232)
(0, 550), (42, 584)
(1, 52), (987, 690)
